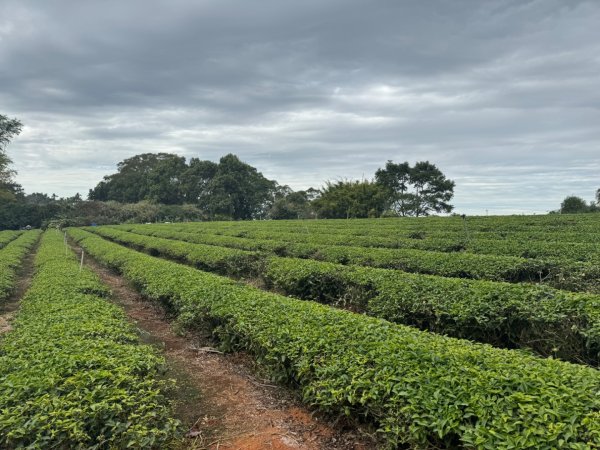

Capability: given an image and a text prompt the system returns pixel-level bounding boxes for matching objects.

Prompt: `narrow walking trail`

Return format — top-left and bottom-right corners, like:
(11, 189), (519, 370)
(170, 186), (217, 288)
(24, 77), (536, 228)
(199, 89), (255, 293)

(75, 243), (377, 450)
(0, 241), (39, 335)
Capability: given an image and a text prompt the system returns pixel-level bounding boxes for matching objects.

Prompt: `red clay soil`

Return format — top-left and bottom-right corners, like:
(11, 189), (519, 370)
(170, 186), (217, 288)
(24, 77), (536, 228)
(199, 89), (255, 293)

(78, 247), (378, 450)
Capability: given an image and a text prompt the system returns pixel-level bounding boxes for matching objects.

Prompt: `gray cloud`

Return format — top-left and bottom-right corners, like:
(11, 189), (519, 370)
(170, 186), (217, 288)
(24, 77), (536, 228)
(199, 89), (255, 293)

(1, 0), (599, 214)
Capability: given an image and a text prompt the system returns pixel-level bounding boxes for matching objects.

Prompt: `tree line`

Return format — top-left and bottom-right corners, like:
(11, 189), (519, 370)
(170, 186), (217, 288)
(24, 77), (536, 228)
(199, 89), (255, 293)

(6, 113), (600, 230)
(87, 152), (456, 221)
(1, 114), (458, 229)
(558, 192), (600, 214)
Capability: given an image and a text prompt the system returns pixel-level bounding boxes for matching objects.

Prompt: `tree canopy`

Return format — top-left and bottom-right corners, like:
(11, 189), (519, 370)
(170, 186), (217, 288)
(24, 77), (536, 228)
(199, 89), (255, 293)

(375, 160), (455, 217)
(201, 154), (276, 220)
(89, 153), (277, 220)
(312, 180), (388, 219)
(560, 195), (594, 214)
(0, 114), (23, 203)
(0, 114), (22, 150)
(268, 188), (319, 220)
(3, 132), (464, 228)
(89, 153), (187, 204)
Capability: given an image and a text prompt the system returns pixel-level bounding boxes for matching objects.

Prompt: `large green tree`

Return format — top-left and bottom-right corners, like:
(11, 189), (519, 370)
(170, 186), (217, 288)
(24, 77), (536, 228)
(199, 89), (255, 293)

(560, 195), (590, 214)
(202, 154), (276, 220)
(89, 153), (186, 204)
(268, 189), (314, 219)
(312, 180), (388, 219)
(375, 160), (455, 217)
(89, 152), (277, 220)
(180, 158), (219, 203)
(0, 114), (23, 203)
(145, 155), (187, 204)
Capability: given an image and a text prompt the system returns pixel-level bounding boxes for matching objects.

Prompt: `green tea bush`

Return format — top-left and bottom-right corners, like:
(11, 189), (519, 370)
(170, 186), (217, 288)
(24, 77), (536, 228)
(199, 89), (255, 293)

(210, 227), (600, 262)
(69, 228), (600, 449)
(0, 230), (40, 301)
(263, 257), (600, 364)
(87, 227), (600, 364)
(117, 225), (598, 291)
(0, 231), (179, 449)
(0, 230), (22, 250)
(91, 226), (261, 277)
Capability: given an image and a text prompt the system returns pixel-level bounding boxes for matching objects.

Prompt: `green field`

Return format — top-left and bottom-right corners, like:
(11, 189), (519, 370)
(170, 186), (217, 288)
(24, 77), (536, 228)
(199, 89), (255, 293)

(1, 215), (600, 448)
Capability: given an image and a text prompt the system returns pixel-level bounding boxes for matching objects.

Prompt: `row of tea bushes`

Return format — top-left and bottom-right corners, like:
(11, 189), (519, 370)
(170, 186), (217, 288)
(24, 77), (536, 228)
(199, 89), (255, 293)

(90, 226), (600, 365)
(164, 214), (600, 234)
(93, 226), (261, 276)
(0, 230), (23, 250)
(171, 219), (600, 243)
(147, 225), (600, 292)
(204, 227), (600, 262)
(69, 227), (600, 449)
(263, 257), (600, 365)
(0, 230), (41, 301)
(0, 231), (179, 448)
(114, 226), (561, 284)
(125, 223), (600, 286)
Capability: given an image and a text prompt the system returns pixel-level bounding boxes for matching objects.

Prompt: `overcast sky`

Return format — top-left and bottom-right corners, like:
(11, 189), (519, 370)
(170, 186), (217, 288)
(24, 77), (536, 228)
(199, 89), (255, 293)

(1, 0), (599, 214)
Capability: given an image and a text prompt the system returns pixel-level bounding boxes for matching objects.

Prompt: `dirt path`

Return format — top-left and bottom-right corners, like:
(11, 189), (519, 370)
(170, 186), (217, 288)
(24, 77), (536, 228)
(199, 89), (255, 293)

(0, 241), (39, 335)
(75, 245), (378, 450)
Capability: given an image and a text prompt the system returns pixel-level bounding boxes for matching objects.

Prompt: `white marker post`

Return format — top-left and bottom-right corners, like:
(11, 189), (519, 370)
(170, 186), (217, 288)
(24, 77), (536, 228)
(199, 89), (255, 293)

(80, 250), (84, 273)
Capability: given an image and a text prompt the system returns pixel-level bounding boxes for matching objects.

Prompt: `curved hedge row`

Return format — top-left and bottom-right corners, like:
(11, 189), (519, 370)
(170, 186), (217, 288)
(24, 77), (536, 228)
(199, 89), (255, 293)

(205, 227), (600, 262)
(264, 257), (600, 365)
(118, 225), (287, 252)
(0, 230), (22, 250)
(90, 226), (600, 364)
(116, 224), (600, 293)
(194, 214), (600, 232)
(67, 227), (600, 449)
(0, 230), (41, 302)
(114, 226), (563, 284)
(186, 225), (600, 293)
(168, 217), (600, 243)
(171, 220), (600, 243)
(0, 231), (179, 449)
(95, 226), (260, 276)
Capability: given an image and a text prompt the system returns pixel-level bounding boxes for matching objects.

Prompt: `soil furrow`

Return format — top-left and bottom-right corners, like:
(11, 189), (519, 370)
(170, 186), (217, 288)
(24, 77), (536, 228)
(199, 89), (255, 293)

(0, 238), (40, 335)
(72, 242), (376, 450)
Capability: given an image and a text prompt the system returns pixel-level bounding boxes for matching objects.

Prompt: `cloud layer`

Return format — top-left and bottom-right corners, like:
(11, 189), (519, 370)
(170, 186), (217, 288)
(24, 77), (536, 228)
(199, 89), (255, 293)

(2, 0), (599, 214)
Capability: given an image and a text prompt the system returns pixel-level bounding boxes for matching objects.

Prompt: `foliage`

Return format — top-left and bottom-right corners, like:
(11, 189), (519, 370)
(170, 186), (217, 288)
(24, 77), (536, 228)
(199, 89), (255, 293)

(0, 114), (23, 203)
(0, 230), (22, 250)
(0, 195), (205, 230)
(93, 225), (600, 364)
(68, 227), (600, 449)
(88, 152), (277, 220)
(268, 189), (315, 219)
(375, 160), (455, 216)
(206, 223), (600, 263)
(0, 231), (179, 448)
(91, 226), (261, 277)
(561, 195), (593, 214)
(113, 221), (600, 292)
(0, 114), (22, 150)
(0, 230), (40, 301)
(6, 151), (465, 227)
(312, 180), (388, 219)
(88, 153), (186, 204)
(201, 154), (277, 220)
(115, 224), (558, 283)
(180, 158), (219, 203)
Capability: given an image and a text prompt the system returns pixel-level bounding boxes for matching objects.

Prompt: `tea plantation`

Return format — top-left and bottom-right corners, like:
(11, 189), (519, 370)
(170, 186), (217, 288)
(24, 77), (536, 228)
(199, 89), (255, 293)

(1, 215), (600, 448)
